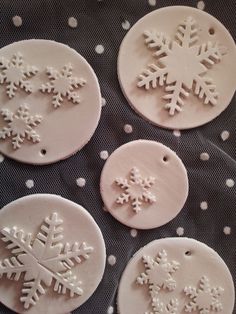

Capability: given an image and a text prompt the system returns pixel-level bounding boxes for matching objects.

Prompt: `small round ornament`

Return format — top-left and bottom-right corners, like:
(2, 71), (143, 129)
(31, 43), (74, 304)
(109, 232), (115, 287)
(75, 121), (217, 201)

(0, 194), (106, 314)
(0, 40), (101, 164)
(118, 237), (235, 314)
(118, 6), (236, 129)
(100, 140), (188, 229)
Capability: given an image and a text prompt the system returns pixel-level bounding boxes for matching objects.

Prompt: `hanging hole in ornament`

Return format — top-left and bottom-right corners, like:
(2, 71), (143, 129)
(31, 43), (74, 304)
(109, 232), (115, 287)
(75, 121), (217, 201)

(163, 155), (169, 162)
(209, 27), (215, 35)
(40, 149), (47, 156)
(185, 250), (192, 256)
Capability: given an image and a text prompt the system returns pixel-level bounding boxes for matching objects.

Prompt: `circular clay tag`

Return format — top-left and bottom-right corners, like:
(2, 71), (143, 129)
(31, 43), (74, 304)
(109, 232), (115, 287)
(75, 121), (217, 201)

(0, 40), (101, 164)
(100, 140), (188, 229)
(0, 194), (106, 314)
(118, 6), (236, 129)
(118, 237), (235, 314)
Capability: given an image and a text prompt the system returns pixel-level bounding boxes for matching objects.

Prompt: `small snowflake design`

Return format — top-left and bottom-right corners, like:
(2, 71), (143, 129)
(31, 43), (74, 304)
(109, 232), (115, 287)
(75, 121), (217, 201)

(0, 212), (93, 309)
(40, 63), (86, 108)
(138, 16), (225, 115)
(0, 52), (38, 98)
(0, 104), (42, 149)
(115, 167), (156, 213)
(184, 276), (224, 314)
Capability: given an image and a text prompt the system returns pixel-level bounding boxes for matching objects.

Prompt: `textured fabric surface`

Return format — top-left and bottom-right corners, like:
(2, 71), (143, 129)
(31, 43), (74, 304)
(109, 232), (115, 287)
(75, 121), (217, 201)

(0, 0), (235, 313)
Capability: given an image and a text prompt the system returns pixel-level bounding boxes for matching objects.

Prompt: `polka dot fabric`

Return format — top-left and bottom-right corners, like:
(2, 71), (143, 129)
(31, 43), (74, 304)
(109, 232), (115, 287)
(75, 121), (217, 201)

(0, 1), (235, 314)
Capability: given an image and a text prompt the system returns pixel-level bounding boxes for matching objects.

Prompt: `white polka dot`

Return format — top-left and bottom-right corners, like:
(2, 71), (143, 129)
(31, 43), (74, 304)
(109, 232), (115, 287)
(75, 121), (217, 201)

(173, 129), (181, 137)
(200, 152), (210, 161)
(221, 130), (230, 141)
(176, 227), (184, 236)
(122, 20), (131, 30)
(108, 255), (116, 266)
(76, 177), (86, 187)
(148, 0), (156, 6)
(95, 44), (104, 54)
(100, 150), (109, 160)
(226, 179), (235, 188)
(25, 179), (34, 189)
(12, 15), (22, 27)
(223, 226), (231, 235)
(130, 229), (138, 237)
(0, 154), (4, 163)
(107, 306), (114, 314)
(68, 17), (78, 28)
(200, 201), (208, 210)
(101, 97), (106, 107)
(124, 124), (133, 134)
(197, 1), (205, 10)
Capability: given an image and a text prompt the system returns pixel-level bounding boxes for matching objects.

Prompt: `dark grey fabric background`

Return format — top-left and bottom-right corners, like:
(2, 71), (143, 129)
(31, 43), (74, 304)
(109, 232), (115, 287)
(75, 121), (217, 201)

(0, 0), (235, 313)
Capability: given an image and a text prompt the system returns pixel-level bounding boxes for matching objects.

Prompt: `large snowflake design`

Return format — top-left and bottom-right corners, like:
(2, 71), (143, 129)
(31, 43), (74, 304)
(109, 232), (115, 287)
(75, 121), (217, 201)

(184, 276), (224, 314)
(115, 167), (156, 213)
(0, 52), (38, 98)
(138, 16), (225, 115)
(40, 63), (86, 108)
(0, 212), (93, 309)
(0, 104), (42, 149)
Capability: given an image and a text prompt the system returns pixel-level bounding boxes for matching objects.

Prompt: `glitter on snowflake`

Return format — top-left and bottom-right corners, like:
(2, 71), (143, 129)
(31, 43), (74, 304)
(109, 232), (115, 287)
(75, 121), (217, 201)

(0, 212), (93, 309)
(40, 63), (86, 108)
(0, 52), (38, 98)
(0, 104), (42, 149)
(115, 167), (156, 213)
(138, 16), (225, 115)
(184, 276), (224, 313)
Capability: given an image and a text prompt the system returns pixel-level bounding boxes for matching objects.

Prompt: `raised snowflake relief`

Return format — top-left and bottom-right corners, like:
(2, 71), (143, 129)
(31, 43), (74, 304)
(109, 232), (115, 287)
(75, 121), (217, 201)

(115, 167), (156, 213)
(0, 212), (93, 309)
(138, 16), (225, 115)
(137, 250), (180, 314)
(184, 276), (224, 314)
(0, 104), (42, 149)
(0, 52), (38, 98)
(40, 63), (86, 108)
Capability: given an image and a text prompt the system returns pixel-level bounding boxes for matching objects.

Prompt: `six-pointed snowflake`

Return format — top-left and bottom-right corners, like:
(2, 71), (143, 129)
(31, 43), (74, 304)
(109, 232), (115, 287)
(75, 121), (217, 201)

(184, 276), (224, 314)
(138, 16), (225, 115)
(0, 104), (42, 149)
(115, 167), (156, 213)
(0, 52), (38, 98)
(0, 212), (93, 309)
(40, 63), (86, 108)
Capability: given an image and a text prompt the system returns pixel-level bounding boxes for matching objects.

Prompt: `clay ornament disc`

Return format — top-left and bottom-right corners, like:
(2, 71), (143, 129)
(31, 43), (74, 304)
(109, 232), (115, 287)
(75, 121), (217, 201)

(100, 140), (189, 229)
(0, 40), (101, 164)
(118, 237), (235, 314)
(118, 6), (236, 129)
(0, 194), (106, 314)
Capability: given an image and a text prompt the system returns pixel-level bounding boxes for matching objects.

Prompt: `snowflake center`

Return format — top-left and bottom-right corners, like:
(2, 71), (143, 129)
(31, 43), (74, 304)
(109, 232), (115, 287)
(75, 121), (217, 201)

(126, 182), (145, 200)
(53, 77), (71, 95)
(147, 264), (169, 286)
(9, 116), (28, 136)
(194, 290), (212, 309)
(4, 66), (24, 85)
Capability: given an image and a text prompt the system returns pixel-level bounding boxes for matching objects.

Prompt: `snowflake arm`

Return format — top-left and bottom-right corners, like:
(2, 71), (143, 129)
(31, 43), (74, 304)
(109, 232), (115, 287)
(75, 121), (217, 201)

(130, 167), (142, 183)
(152, 298), (179, 314)
(46, 66), (59, 80)
(116, 192), (130, 205)
(20, 80), (33, 93)
(24, 65), (38, 77)
(70, 77), (86, 88)
(0, 256), (28, 281)
(52, 93), (63, 108)
(144, 31), (171, 57)
(40, 82), (54, 93)
(138, 64), (167, 89)
(67, 91), (81, 104)
(6, 82), (17, 98)
(25, 129), (41, 143)
(115, 178), (130, 189)
(176, 17), (198, 48)
(0, 126), (11, 139)
(1, 227), (32, 255)
(194, 75), (218, 105)
(53, 270), (83, 296)
(131, 198), (142, 213)
(20, 277), (46, 309)
(0, 56), (10, 69)
(197, 42), (222, 65)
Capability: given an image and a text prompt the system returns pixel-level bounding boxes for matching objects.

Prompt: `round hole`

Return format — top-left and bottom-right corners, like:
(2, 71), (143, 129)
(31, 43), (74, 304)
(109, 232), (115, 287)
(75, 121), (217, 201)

(185, 250), (192, 256)
(163, 155), (169, 162)
(209, 27), (215, 35)
(40, 149), (47, 156)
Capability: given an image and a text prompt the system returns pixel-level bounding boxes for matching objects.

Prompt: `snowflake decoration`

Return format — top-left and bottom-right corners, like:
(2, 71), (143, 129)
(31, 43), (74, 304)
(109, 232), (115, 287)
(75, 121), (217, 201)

(138, 16), (225, 115)
(40, 63), (86, 108)
(0, 104), (42, 149)
(145, 298), (179, 314)
(184, 276), (224, 314)
(115, 167), (156, 213)
(0, 52), (38, 98)
(0, 212), (93, 309)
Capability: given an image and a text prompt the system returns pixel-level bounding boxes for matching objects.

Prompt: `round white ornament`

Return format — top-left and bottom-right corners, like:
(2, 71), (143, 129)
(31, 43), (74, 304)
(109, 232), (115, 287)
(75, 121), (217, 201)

(118, 238), (235, 314)
(0, 194), (106, 314)
(118, 6), (236, 129)
(0, 40), (101, 164)
(100, 140), (188, 229)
